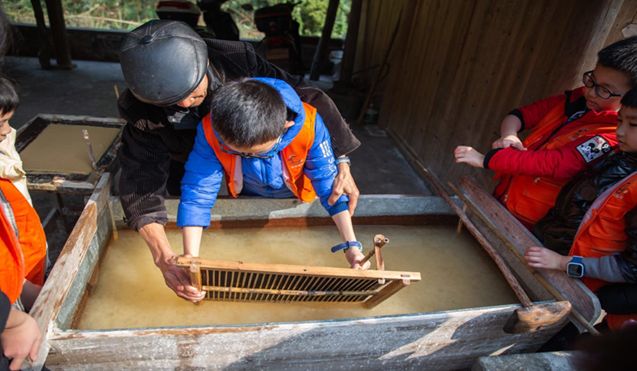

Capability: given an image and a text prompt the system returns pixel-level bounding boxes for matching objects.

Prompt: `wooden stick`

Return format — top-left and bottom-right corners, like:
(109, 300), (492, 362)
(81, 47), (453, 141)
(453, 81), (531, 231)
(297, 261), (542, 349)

(107, 200), (118, 241)
(360, 234), (389, 266)
(202, 285), (377, 298)
(456, 205), (466, 235)
(189, 263), (203, 305)
(421, 168), (533, 307)
(450, 180), (600, 335)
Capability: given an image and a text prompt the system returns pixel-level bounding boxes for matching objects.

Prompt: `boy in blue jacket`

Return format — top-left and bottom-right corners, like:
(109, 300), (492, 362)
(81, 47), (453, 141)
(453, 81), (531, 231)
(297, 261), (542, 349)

(178, 78), (369, 287)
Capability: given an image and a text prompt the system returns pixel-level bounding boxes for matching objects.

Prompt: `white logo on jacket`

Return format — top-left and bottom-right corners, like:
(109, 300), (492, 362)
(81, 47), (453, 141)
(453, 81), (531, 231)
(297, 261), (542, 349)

(576, 136), (611, 163)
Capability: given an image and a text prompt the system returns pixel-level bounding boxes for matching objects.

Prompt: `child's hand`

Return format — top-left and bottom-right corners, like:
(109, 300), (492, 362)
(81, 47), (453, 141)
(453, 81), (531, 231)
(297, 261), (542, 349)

(454, 146), (485, 168)
(1, 309), (42, 370)
(524, 246), (570, 271)
(345, 248), (371, 270)
(492, 135), (526, 150)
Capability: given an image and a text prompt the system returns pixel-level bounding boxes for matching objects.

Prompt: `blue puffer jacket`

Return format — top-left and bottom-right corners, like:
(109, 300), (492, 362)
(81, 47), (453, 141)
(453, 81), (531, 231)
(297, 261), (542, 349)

(177, 78), (349, 227)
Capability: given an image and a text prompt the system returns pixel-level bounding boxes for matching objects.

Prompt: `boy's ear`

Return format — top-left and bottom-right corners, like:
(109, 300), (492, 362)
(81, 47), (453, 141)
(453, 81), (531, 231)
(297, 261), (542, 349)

(284, 120), (295, 129)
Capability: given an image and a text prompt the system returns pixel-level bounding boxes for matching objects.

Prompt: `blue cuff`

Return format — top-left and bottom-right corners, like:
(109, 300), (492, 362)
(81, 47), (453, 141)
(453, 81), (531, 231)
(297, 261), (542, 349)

(177, 204), (212, 228)
(327, 200), (349, 216)
(331, 241), (363, 253)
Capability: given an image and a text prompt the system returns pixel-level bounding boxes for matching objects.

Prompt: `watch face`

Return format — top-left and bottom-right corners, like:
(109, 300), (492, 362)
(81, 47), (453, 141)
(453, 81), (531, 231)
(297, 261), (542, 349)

(567, 263), (584, 277)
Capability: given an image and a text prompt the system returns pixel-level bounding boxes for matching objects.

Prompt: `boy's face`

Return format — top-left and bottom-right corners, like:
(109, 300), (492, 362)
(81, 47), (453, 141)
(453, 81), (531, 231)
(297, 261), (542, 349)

(0, 110), (14, 142)
(223, 137), (281, 158)
(220, 120), (295, 158)
(617, 106), (637, 153)
(584, 64), (632, 112)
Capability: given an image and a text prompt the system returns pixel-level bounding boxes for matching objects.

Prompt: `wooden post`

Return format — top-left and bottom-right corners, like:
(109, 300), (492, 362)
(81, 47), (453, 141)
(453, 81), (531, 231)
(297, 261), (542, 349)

(190, 263), (202, 292)
(456, 205), (466, 235)
(360, 234), (388, 267)
(30, 0), (52, 69)
(339, 0), (362, 83)
(309, 0), (340, 81)
(44, 0), (73, 69)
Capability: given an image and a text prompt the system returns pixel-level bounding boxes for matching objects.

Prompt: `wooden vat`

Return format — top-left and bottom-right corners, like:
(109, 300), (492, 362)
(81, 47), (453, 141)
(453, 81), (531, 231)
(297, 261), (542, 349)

(28, 174), (599, 370)
(16, 114), (124, 193)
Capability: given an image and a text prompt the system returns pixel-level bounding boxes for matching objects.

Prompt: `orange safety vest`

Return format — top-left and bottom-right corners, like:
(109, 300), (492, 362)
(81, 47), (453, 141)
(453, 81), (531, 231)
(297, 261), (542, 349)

(569, 172), (637, 330)
(0, 205), (24, 304)
(496, 104), (617, 227)
(202, 102), (318, 202)
(0, 179), (47, 286)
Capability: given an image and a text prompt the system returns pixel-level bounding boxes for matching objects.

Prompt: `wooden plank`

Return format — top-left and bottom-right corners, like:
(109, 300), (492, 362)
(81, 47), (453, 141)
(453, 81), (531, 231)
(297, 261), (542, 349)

(355, 0), (627, 184)
(176, 257), (421, 282)
(29, 174), (113, 369)
(363, 278), (409, 308)
(457, 176), (601, 330)
(44, 303), (564, 370)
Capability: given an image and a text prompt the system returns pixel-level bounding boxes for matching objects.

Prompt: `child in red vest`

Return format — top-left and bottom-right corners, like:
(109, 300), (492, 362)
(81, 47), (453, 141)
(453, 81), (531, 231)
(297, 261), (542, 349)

(178, 77), (368, 295)
(454, 37), (637, 228)
(524, 88), (637, 331)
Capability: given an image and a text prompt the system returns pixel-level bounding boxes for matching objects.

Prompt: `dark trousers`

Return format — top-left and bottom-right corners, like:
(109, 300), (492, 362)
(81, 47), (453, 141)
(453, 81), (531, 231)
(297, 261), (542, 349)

(597, 283), (637, 314)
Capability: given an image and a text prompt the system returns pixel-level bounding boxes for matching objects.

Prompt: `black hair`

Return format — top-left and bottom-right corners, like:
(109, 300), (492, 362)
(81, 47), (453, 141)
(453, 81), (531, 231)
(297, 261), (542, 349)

(598, 36), (637, 86)
(621, 87), (637, 109)
(0, 76), (18, 115)
(210, 79), (286, 147)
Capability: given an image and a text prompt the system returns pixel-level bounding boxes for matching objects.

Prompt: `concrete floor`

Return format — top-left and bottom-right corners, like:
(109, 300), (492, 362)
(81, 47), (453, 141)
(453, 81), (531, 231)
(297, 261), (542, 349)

(1, 56), (430, 196)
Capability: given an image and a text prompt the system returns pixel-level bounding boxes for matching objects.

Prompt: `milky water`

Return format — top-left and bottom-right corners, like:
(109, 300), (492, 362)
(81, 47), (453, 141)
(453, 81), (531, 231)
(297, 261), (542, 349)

(76, 225), (517, 329)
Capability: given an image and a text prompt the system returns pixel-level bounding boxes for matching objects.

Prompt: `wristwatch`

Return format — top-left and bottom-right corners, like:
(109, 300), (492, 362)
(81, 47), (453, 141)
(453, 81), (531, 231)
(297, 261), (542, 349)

(336, 155), (351, 166)
(566, 256), (585, 278)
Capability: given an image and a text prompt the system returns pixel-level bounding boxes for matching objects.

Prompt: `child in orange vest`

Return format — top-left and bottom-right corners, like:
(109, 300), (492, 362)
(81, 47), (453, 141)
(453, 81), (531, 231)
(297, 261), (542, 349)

(0, 209), (42, 369)
(0, 77), (31, 204)
(454, 37), (637, 228)
(524, 88), (637, 331)
(0, 76), (47, 311)
(178, 78), (368, 295)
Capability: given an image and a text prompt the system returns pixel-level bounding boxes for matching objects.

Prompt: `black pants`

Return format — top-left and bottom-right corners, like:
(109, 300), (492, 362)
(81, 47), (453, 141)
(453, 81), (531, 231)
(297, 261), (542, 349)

(597, 283), (637, 314)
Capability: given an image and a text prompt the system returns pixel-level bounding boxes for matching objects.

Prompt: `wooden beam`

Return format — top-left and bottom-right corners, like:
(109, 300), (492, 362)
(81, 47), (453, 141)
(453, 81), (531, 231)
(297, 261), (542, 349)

(309, 0), (340, 80)
(363, 278), (409, 308)
(176, 257), (421, 282)
(30, 0), (52, 69)
(339, 0), (362, 82)
(43, 0), (73, 69)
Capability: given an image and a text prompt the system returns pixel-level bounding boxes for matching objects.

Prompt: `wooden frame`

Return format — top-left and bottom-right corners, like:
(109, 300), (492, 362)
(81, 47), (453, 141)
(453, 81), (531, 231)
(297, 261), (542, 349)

(15, 114), (124, 193)
(176, 256), (419, 307)
(28, 173), (594, 370)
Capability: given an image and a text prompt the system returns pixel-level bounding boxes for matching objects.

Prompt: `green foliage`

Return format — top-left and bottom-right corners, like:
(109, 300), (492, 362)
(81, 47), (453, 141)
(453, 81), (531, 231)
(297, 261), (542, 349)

(2, 0), (350, 36)
(224, 0), (350, 39)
